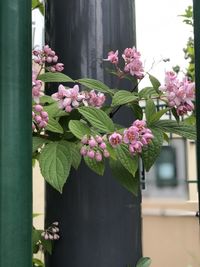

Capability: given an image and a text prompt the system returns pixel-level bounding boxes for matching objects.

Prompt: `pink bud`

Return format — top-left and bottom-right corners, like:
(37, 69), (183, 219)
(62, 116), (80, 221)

(81, 136), (88, 144)
(88, 138), (97, 148)
(65, 105), (72, 113)
(103, 150), (110, 158)
(38, 121), (47, 128)
(46, 56), (53, 63)
(34, 104), (43, 112)
(95, 151), (102, 162)
(87, 150), (95, 159)
(41, 111), (48, 118)
(52, 56), (58, 63)
(99, 142), (106, 150)
(95, 135), (103, 143)
(35, 115), (42, 123)
(80, 147), (87, 156)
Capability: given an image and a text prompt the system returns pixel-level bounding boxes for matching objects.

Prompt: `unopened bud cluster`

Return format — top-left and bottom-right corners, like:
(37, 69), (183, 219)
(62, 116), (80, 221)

(32, 70), (44, 103)
(52, 84), (106, 113)
(109, 120), (153, 155)
(33, 45), (64, 72)
(41, 222), (60, 241)
(104, 47), (144, 79)
(32, 104), (49, 131)
(159, 71), (195, 116)
(80, 135), (110, 161)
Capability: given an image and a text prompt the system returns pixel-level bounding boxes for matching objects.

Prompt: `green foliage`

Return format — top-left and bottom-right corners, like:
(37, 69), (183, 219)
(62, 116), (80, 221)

(145, 99), (156, 124)
(77, 78), (113, 95)
(68, 142), (82, 170)
(115, 145), (138, 177)
(68, 120), (91, 139)
(136, 257), (152, 267)
(84, 157), (105, 176)
(142, 129), (164, 171)
(32, 136), (45, 153)
(138, 87), (158, 99)
(112, 90), (138, 107)
(32, 0), (44, 15)
(78, 106), (115, 132)
(38, 72), (74, 83)
(149, 74), (161, 94)
(109, 159), (139, 195)
(39, 141), (72, 192)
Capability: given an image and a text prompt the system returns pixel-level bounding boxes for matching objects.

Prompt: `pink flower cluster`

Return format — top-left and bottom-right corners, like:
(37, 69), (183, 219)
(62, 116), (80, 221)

(32, 70), (44, 103)
(32, 104), (49, 131)
(51, 84), (106, 112)
(105, 47), (144, 79)
(159, 71), (195, 116)
(33, 45), (64, 72)
(41, 222), (60, 240)
(80, 135), (110, 161)
(109, 120), (153, 155)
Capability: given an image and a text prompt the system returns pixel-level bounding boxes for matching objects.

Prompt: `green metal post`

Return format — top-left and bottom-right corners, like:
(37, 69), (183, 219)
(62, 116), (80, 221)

(193, 0), (200, 219)
(0, 0), (32, 266)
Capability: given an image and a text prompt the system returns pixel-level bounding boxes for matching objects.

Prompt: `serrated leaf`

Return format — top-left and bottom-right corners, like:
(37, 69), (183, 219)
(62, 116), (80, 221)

(45, 117), (63, 134)
(112, 90), (138, 107)
(171, 107), (180, 122)
(68, 120), (91, 139)
(149, 74), (161, 93)
(39, 141), (72, 192)
(78, 106), (115, 132)
(109, 159), (139, 195)
(84, 157), (105, 176)
(39, 95), (55, 104)
(43, 102), (67, 118)
(138, 87), (158, 99)
(150, 108), (170, 124)
(38, 72), (74, 83)
(33, 258), (44, 267)
(145, 99), (156, 124)
(131, 103), (143, 120)
(115, 145), (139, 176)
(33, 136), (45, 153)
(77, 78), (113, 95)
(183, 114), (196, 125)
(153, 120), (196, 140)
(136, 257), (152, 267)
(141, 129), (164, 171)
(68, 142), (82, 169)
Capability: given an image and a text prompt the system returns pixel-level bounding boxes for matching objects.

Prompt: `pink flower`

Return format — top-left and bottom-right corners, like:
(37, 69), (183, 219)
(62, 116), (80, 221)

(159, 71), (195, 115)
(95, 151), (103, 162)
(105, 50), (119, 64)
(123, 126), (139, 144)
(109, 132), (122, 147)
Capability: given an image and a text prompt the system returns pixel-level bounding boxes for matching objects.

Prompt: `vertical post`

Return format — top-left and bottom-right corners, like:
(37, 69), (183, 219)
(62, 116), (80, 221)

(193, 0), (200, 220)
(0, 0), (32, 266)
(45, 1), (142, 266)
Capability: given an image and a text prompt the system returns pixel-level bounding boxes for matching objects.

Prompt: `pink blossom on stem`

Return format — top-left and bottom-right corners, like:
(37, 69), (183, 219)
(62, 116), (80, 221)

(109, 132), (122, 147)
(104, 50), (119, 64)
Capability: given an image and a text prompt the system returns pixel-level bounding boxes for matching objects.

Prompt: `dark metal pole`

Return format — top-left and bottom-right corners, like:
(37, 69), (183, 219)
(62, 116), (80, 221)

(193, 0), (200, 221)
(0, 0), (32, 266)
(45, 0), (142, 266)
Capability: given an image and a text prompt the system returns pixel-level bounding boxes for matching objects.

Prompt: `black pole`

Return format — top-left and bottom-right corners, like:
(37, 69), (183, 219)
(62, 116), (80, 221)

(193, 0), (200, 221)
(45, 1), (142, 266)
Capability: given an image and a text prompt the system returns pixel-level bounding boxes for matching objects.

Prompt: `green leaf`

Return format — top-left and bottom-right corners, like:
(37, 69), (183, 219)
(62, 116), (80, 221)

(39, 95), (55, 104)
(39, 141), (72, 193)
(183, 114), (196, 126)
(45, 117), (64, 134)
(84, 157), (105, 176)
(138, 87), (158, 99)
(145, 99), (156, 124)
(32, 228), (41, 249)
(149, 74), (161, 93)
(38, 72), (74, 83)
(136, 257), (152, 267)
(68, 142), (82, 170)
(131, 103), (143, 120)
(33, 258), (44, 267)
(33, 136), (45, 153)
(115, 145), (139, 176)
(141, 128), (164, 171)
(153, 120), (196, 140)
(171, 107), (180, 123)
(78, 106), (115, 132)
(109, 159), (139, 195)
(112, 90), (138, 107)
(43, 102), (67, 118)
(150, 108), (170, 124)
(77, 78), (113, 95)
(32, 0), (39, 9)
(68, 120), (91, 139)
(40, 237), (53, 254)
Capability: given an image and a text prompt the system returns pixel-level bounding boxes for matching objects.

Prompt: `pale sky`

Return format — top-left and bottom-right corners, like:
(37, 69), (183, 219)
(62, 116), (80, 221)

(32, 0), (193, 85)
